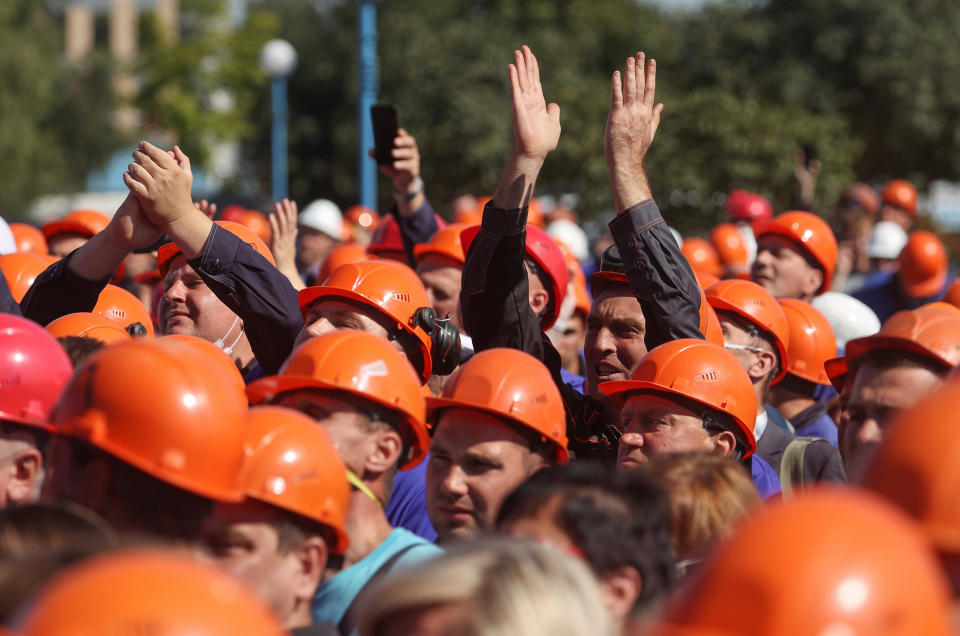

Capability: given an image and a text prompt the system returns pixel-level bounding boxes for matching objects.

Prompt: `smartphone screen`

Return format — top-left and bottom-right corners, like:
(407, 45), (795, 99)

(371, 104), (399, 166)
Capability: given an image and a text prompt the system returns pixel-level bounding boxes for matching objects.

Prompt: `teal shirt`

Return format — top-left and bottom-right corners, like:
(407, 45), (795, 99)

(312, 528), (443, 625)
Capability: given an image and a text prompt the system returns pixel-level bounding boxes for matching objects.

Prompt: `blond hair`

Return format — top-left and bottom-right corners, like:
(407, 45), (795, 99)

(644, 453), (761, 561)
(358, 540), (612, 636)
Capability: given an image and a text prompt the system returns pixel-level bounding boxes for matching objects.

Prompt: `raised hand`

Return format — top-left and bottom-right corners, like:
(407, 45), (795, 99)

(269, 198), (306, 291)
(106, 192), (164, 253)
(124, 141), (195, 226)
(605, 52), (663, 211)
(374, 128), (421, 192)
(509, 45), (561, 163)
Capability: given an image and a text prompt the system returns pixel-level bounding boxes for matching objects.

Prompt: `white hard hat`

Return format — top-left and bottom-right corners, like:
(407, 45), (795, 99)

(0, 217), (16, 255)
(668, 226), (683, 249)
(867, 221), (908, 260)
(811, 291), (881, 350)
(298, 199), (343, 239)
(546, 219), (589, 262)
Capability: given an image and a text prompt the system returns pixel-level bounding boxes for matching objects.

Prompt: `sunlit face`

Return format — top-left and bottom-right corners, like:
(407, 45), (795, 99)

(427, 408), (545, 542)
(841, 363), (942, 479)
(416, 254), (463, 330)
(751, 235), (821, 301)
(201, 500), (314, 626)
(584, 288), (647, 398)
(550, 313), (587, 376)
(159, 255), (242, 344)
(295, 298), (390, 348)
(298, 227), (337, 271)
(617, 394), (718, 470)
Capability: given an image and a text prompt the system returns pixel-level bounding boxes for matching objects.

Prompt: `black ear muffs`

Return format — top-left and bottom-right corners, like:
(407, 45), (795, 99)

(413, 307), (461, 376)
(126, 322), (148, 337)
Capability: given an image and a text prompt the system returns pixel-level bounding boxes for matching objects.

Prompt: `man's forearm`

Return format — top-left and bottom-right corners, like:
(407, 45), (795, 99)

(66, 231), (130, 281)
(493, 153), (544, 210)
(164, 205), (215, 260)
(609, 163), (653, 213)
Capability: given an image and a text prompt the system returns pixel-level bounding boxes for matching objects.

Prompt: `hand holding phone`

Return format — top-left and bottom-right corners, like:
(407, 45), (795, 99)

(371, 104), (399, 166)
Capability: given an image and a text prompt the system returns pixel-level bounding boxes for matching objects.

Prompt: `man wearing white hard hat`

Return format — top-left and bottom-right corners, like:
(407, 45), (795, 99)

(297, 199), (344, 282)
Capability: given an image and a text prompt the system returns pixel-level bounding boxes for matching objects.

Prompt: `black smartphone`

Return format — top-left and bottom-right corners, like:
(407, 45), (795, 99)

(801, 143), (818, 168)
(371, 104), (399, 165)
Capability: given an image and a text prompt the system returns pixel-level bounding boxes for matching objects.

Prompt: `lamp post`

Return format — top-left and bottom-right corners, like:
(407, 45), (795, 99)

(357, 0), (378, 209)
(259, 39), (297, 203)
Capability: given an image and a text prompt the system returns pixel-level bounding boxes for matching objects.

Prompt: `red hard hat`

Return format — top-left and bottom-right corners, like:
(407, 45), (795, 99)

(41, 209), (110, 240)
(46, 312), (132, 345)
(778, 299), (836, 385)
(413, 224), (468, 266)
(726, 191), (773, 225)
(0, 252), (57, 303)
(898, 230), (948, 298)
(93, 284), (155, 337)
(158, 221), (276, 278)
(0, 314), (73, 431)
(658, 490), (953, 636)
(247, 330), (429, 469)
(882, 179), (918, 216)
(10, 223), (48, 255)
(681, 238), (724, 279)
(461, 224), (569, 330)
(755, 211), (838, 292)
(427, 348), (569, 463)
(600, 339), (757, 457)
(705, 279), (790, 383)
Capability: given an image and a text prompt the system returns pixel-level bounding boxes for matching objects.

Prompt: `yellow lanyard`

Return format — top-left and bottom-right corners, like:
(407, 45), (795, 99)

(346, 469), (383, 508)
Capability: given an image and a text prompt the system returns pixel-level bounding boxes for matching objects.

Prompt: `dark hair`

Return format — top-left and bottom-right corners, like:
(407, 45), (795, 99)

(857, 348), (950, 378)
(778, 372), (820, 399)
(269, 503), (345, 571)
(57, 336), (104, 368)
(496, 462), (675, 614)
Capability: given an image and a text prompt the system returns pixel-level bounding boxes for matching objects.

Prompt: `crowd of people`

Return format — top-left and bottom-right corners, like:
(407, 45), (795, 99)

(0, 44), (959, 635)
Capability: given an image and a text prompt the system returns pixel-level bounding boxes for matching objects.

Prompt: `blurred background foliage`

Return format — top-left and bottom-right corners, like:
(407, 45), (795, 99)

(5, 0), (960, 234)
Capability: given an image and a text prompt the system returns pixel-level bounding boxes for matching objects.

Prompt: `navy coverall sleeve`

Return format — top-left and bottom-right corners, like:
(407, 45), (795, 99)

(393, 197), (440, 267)
(0, 272), (21, 316)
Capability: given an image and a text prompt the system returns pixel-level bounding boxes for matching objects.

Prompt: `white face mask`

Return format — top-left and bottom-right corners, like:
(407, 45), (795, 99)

(737, 224), (758, 266)
(214, 315), (244, 355)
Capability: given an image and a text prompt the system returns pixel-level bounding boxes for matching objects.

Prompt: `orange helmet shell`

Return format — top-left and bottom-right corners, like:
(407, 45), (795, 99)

(93, 284), (154, 337)
(318, 243), (370, 283)
(158, 221), (276, 278)
(46, 312), (132, 345)
(710, 223), (749, 267)
(681, 238), (724, 279)
(21, 549), (287, 636)
(247, 330), (429, 469)
(778, 299), (836, 385)
(600, 339), (757, 457)
(153, 335), (247, 408)
(706, 279), (790, 382)
(882, 179), (918, 216)
(50, 341), (249, 502)
(898, 230), (948, 298)
(428, 348), (569, 463)
(413, 224), (468, 266)
(10, 222), (48, 255)
(0, 252), (57, 303)
(846, 307), (960, 371)
(298, 259), (434, 380)
(242, 406), (350, 553)
(941, 277), (960, 309)
(41, 209), (110, 240)
(755, 211), (838, 292)
(659, 490), (953, 636)
(234, 209), (272, 243)
(344, 205), (380, 230)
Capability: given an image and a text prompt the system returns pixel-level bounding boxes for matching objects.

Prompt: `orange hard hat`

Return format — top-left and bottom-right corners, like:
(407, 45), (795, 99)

(681, 238), (723, 279)
(413, 224), (467, 266)
(778, 299), (836, 385)
(841, 182), (880, 215)
(898, 230), (948, 298)
(845, 307), (960, 371)
(454, 207), (484, 226)
(318, 243), (370, 283)
(427, 348), (569, 463)
(20, 549), (286, 636)
(658, 490), (953, 636)
(46, 312), (132, 345)
(555, 240), (590, 316)
(860, 376), (960, 555)
(242, 406), (350, 553)
(921, 301), (960, 315)
(755, 211), (838, 292)
(153, 334), (247, 407)
(298, 259), (435, 380)
(41, 209), (110, 240)
(232, 209), (272, 244)
(941, 277), (960, 309)
(247, 330), (429, 469)
(706, 279), (790, 382)
(50, 341), (248, 502)
(93, 284), (154, 337)
(695, 272), (720, 289)
(600, 339), (757, 457)
(158, 221), (276, 278)
(700, 299), (725, 347)
(527, 197), (545, 228)
(710, 223), (749, 267)
(882, 179), (918, 216)
(9, 222), (48, 255)
(344, 204), (380, 230)
(0, 252), (57, 303)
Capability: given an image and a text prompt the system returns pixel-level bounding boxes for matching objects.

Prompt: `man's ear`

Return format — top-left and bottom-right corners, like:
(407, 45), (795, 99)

(529, 287), (550, 318)
(366, 429), (403, 476)
(801, 267), (824, 299)
(711, 430), (737, 457)
(6, 448), (43, 505)
(599, 566), (642, 627)
(291, 536), (329, 602)
(748, 350), (778, 383)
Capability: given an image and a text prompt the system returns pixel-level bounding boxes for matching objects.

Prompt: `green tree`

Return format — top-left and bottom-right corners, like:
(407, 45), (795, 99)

(0, 0), (119, 216)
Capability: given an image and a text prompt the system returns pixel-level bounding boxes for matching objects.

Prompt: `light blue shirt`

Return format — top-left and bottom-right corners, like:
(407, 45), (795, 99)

(312, 528), (443, 625)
